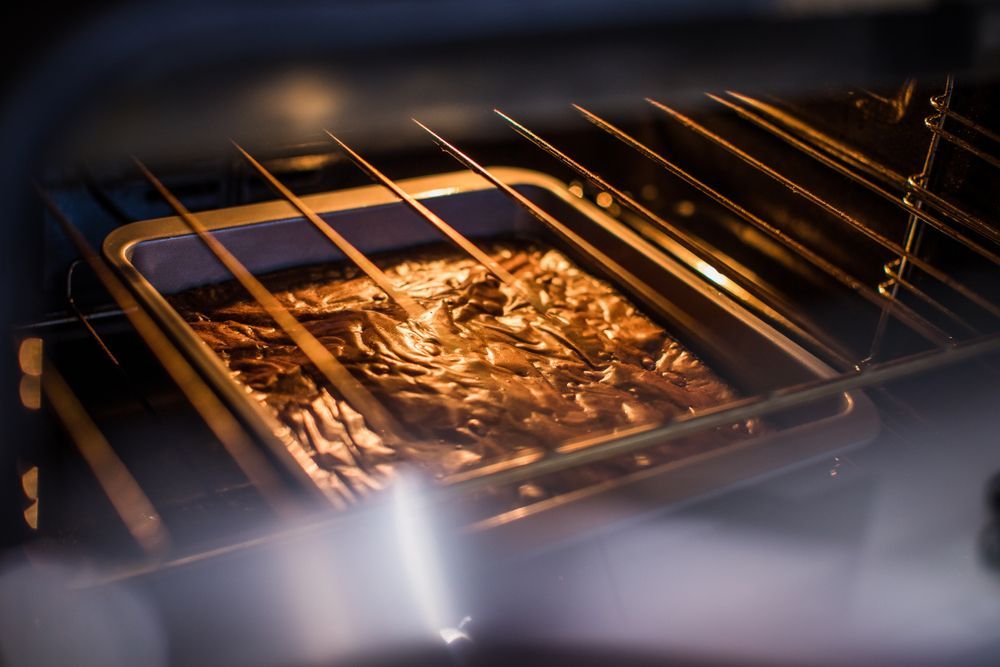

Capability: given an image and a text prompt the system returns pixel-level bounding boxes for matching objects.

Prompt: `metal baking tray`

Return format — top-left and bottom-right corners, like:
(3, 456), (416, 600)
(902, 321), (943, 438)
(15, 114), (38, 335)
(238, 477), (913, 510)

(104, 167), (879, 538)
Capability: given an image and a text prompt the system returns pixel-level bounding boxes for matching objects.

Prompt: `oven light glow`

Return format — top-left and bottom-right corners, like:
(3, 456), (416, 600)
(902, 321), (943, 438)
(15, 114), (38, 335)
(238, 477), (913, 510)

(248, 71), (342, 132)
(21, 466), (38, 530)
(18, 338), (42, 376)
(695, 260), (729, 287)
(439, 626), (470, 645)
(22, 503), (38, 531)
(21, 466), (38, 499)
(675, 200), (696, 217)
(394, 475), (450, 634)
(19, 375), (41, 410)
(18, 338), (43, 410)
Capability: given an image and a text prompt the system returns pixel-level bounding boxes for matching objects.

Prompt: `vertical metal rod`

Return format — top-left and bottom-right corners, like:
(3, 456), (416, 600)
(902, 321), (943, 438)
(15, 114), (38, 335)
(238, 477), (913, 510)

(900, 77), (953, 288)
(868, 76), (954, 360)
(231, 142), (425, 320)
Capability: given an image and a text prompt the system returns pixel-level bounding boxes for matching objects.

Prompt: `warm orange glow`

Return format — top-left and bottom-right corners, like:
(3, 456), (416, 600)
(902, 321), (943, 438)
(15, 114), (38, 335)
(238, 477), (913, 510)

(18, 337), (43, 376)
(23, 503), (38, 530)
(19, 374), (41, 410)
(21, 466), (39, 531)
(21, 466), (38, 499)
(675, 200), (696, 217)
(595, 191), (613, 208)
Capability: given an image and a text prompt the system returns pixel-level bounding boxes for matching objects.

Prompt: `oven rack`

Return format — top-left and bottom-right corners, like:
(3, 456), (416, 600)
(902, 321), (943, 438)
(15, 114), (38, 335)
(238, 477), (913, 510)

(27, 78), (1000, 558)
(703, 77), (999, 361)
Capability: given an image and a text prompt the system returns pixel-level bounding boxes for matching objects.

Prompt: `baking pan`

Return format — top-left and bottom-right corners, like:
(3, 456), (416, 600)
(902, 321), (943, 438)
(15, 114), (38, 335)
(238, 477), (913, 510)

(104, 167), (879, 533)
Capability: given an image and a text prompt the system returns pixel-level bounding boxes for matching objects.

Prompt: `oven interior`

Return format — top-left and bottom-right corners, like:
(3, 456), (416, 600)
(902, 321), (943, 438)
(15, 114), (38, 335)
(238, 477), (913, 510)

(2, 2), (1000, 666)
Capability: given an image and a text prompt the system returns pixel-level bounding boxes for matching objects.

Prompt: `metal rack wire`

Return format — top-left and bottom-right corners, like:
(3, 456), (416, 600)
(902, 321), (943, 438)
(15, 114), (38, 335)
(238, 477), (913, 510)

(926, 88), (1000, 170)
(29, 78), (1000, 558)
(707, 81), (1000, 360)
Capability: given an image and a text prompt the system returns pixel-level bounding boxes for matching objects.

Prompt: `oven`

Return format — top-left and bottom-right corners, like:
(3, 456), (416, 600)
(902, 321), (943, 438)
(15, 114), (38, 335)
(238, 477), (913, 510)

(1, 2), (999, 666)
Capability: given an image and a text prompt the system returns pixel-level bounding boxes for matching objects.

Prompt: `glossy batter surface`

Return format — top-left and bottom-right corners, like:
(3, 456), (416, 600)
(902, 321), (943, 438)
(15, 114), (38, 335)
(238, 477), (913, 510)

(169, 240), (760, 505)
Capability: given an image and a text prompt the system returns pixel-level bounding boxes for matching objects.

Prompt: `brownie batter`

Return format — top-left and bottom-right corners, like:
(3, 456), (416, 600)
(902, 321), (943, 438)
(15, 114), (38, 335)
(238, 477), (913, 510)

(168, 240), (760, 506)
